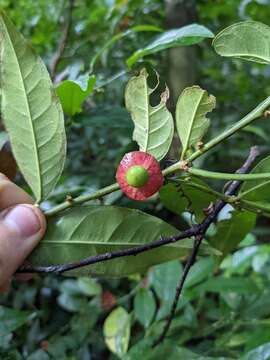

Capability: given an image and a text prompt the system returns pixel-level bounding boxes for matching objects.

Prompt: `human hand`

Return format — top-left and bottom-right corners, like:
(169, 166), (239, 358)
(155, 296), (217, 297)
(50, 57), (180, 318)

(0, 174), (46, 291)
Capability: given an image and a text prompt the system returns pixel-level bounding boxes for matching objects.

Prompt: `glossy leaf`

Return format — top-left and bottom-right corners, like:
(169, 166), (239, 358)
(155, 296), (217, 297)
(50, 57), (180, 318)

(127, 24), (214, 67)
(56, 75), (96, 116)
(0, 306), (35, 336)
(29, 205), (218, 277)
(176, 86), (216, 159)
(104, 307), (130, 357)
(159, 178), (217, 221)
(134, 288), (156, 328)
(209, 209), (256, 257)
(125, 68), (174, 161)
(213, 21), (270, 64)
(90, 25), (162, 72)
(240, 155), (270, 201)
(0, 11), (66, 201)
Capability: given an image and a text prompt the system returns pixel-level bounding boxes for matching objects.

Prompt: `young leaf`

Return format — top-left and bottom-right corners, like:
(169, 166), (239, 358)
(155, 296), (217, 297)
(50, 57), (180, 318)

(127, 24), (214, 68)
(240, 155), (270, 201)
(29, 205), (218, 277)
(176, 86), (215, 159)
(56, 75), (96, 116)
(125, 68), (174, 161)
(213, 21), (270, 64)
(104, 307), (130, 357)
(0, 11), (66, 201)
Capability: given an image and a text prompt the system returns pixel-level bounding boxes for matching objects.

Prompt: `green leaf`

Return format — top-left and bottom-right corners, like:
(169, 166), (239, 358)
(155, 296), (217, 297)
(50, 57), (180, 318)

(176, 85), (216, 159)
(0, 306), (35, 336)
(241, 342), (270, 360)
(125, 68), (174, 161)
(90, 25), (162, 72)
(127, 24), (214, 67)
(209, 209), (256, 257)
(213, 21), (270, 64)
(57, 293), (87, 312)
(194, 276), (259, 294)
(125, 339), (226, 360)
(184, 257), (214, 288)
(27, 350), (50, 360)
(159, 178), (217, 222)
(134, 288), (156, 328)
(29, 205), (217, 278)
(149, 260), (184, 319)
(0, 11), (66, 201)
(77, 277), (102, 297)
(56, 75), (96, 116)
(240, 155), (270, 201)
(104, 307), (131, 357)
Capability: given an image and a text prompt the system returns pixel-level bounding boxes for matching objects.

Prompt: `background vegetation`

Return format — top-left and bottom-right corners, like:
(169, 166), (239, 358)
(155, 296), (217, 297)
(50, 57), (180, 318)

(1, 0), (270, 359)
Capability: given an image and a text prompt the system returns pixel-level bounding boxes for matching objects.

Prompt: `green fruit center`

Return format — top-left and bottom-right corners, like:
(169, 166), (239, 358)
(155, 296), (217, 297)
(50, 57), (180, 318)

(126, 165), (149, 188)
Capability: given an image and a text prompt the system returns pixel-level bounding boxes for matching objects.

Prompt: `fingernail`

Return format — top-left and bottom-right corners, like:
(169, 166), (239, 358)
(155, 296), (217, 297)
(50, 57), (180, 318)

(4, 205), (41, 237)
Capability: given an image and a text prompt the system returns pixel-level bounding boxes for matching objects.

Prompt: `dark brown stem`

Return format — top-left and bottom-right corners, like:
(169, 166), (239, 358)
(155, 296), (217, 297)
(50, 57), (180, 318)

(153, 146), (260, 346)
(18, 147), (260, 277)
(50, 0), (74, 81)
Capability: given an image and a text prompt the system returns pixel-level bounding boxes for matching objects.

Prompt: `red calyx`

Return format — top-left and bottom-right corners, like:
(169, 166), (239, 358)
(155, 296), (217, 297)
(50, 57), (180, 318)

(116, 151), (164, 201)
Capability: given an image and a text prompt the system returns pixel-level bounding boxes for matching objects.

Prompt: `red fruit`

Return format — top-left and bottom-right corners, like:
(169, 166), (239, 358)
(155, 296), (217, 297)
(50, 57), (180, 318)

(116, 151), (164, 201)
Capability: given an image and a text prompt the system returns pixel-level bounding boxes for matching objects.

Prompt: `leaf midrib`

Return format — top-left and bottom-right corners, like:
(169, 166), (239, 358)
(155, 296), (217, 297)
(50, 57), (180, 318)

(2, 15), (42, 199)
(241, 179), (270, 198)
(143, 75), (150, 151)
(182, 90), (204, 158)
(38, 239), (189, 247)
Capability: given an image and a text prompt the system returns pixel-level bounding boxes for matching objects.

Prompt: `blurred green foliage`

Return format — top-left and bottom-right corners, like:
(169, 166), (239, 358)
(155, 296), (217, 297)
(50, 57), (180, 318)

(2, 0), (270, 358)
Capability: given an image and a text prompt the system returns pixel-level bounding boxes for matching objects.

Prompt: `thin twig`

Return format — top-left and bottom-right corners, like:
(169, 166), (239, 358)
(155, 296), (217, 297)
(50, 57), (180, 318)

(50, 0), (74, 81)
(18, 147), (260, 277)
(153, 146), (260, 346)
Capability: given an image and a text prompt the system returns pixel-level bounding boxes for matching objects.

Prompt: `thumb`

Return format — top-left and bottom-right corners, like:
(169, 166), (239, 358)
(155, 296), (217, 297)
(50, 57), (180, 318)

(0, 204), (46, 287)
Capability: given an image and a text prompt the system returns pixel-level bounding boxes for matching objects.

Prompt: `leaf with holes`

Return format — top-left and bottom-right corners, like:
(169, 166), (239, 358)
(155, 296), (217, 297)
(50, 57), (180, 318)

(29, 205), (219, 277)
(159, 178), (217, 222)
(0, 11), (66, 201)
(125, 68), (174, 161)
(213, 21), (270, 65)
(176, 86), (215, 159)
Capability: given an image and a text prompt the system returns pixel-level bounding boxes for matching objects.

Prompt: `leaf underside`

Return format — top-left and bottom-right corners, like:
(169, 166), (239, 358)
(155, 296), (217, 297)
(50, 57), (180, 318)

(125, 68), (174, 161)
(176, 85), (215, 159)
(213, 21), (270, 64)
(0, 11), (66, 201)
(29, 205), (217, 277)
